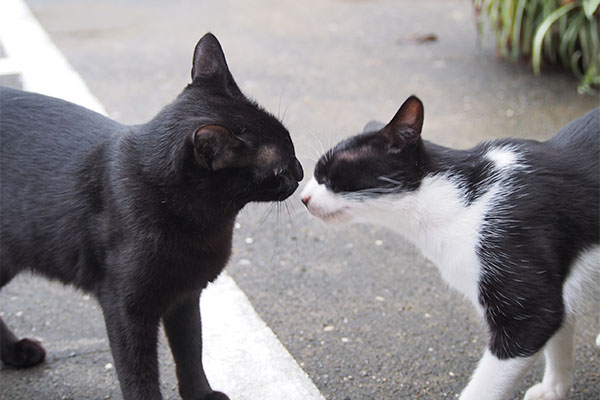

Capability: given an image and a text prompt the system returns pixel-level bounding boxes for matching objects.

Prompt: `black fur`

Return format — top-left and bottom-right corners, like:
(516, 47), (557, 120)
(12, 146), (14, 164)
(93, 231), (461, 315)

(314, 96), (599, 360)
(0, 33), (302, 400)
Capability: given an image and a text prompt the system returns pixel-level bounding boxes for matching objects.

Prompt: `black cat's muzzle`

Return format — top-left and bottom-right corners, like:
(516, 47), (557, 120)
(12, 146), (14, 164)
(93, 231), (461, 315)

(258, 157), (304, 202)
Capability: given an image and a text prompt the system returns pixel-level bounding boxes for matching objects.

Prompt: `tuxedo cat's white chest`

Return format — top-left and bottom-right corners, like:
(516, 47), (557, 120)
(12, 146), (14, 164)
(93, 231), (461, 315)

(364, 175), (498, 310)
(302, 174), (498, 311)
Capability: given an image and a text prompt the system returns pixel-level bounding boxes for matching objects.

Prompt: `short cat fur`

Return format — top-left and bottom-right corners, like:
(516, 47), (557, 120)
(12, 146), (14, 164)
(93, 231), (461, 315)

(0, 33), (303, 400)
(301, 96), (599, 400)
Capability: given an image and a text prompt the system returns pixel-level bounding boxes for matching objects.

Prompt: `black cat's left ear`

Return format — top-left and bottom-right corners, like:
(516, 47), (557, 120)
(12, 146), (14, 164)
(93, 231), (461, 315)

(191, 33), (243, 95)
(382, 95), (424, 145)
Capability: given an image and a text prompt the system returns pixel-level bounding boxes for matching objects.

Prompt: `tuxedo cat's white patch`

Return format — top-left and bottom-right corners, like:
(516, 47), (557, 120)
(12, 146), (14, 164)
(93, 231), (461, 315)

(356, 174), (495, 310)
(485, 145), (521, 170)
(301, 177), (351, 224)
(460, 349), (534, 400)
(562, 245), (600, 316)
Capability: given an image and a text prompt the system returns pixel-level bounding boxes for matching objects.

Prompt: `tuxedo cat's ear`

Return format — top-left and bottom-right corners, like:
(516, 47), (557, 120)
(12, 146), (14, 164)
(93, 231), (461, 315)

(191, 33), (243, 95)
(363, 120), (386, 133)
(193, 125), (234, 170)
(383, 95), (424, 145)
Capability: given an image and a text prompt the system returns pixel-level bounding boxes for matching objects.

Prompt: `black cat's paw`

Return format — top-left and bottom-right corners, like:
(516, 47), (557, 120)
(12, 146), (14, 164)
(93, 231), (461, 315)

(202, 391), (230, 400)
(1, 338), (46, 368)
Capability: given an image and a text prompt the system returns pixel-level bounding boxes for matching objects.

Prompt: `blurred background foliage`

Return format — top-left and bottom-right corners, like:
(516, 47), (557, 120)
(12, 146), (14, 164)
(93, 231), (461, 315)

(474, 0), (600, 94)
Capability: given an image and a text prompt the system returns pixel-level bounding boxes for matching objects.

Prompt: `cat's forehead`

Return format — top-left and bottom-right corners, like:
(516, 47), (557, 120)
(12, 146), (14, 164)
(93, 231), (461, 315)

(334, 146), (372, 162)
(327, 133), (379, 163)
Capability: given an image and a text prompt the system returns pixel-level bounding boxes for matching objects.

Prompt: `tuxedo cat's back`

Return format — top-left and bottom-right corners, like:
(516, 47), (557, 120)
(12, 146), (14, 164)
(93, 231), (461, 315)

(476, 108), (599, 266)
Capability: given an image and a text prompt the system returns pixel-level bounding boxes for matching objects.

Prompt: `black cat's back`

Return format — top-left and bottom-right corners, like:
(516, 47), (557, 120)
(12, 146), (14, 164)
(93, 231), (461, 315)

(0, 86), (119, 288)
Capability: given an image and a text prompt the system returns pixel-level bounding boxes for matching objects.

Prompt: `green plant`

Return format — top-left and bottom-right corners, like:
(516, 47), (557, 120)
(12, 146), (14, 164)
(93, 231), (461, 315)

(474, 0), (600, 93)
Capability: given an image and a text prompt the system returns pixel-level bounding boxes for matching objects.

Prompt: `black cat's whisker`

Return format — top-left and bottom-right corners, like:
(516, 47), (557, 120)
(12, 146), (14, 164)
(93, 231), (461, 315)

(267, 203), (282, 266)
(255, 202), (277, 231)
(282, 200), (300, 261)
(277, 80), (289, 121)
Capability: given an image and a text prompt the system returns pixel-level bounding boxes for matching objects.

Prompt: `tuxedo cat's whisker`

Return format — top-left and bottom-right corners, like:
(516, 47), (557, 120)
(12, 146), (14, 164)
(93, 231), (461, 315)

(300, 139), (325, 165)
(296, 147), (320, 166)
(377, 176), (404, 186)
(309, 132), (326, 157)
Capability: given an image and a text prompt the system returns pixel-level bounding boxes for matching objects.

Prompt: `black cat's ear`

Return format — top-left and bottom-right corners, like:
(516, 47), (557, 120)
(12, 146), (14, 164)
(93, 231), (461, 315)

(191, 33), (243, 96)
(192, 33), (227, 80)
(193, 125), (233, 170)
(382, 95), (424, 145)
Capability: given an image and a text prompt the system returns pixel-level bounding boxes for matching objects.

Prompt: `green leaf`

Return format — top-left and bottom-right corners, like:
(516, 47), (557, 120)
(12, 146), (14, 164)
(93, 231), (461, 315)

(532, 2), (578, 74)
(582, 0), (600, 19)
(511, 0), (528, 60)
(559, 13), (584, 68)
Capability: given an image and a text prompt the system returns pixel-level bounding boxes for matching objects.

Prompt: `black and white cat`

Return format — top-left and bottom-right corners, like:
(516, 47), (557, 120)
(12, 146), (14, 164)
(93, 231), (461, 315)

(0, 33), (303, 400)
(301, 96), (599, 400)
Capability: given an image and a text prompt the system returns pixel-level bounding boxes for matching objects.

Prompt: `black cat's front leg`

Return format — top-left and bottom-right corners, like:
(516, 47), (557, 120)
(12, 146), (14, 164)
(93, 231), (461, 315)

(0, 317), (46, 368)
(163, 295), (230, 400)
(99, 298), (163, 400)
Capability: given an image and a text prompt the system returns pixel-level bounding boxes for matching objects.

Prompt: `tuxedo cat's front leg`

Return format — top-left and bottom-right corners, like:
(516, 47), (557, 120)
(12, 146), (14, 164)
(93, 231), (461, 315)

(163, 295), (230, 400)
(460, 349), (535, 400)
(523, 320), (575, 400)
(99, 297), (162, 400)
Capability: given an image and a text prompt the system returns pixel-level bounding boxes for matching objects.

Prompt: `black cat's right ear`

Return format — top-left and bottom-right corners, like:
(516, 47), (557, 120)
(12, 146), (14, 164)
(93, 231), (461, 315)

(193, 125), (232, 170)
(191, 33), (242, 96)
(382, 95), (424, 145)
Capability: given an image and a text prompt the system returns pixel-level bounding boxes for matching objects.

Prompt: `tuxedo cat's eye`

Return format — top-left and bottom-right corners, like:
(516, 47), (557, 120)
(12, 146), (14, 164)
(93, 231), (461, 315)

(314, 169), (328, 185)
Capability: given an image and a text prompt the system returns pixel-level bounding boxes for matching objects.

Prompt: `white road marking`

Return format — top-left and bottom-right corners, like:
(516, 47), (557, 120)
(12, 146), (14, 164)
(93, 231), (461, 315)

(0, 1), (324, 399)
(0, 0), (105, 114)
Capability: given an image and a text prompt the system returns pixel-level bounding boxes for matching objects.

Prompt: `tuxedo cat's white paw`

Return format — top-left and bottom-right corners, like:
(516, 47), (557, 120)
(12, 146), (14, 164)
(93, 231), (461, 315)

(523, 382), (569, 400)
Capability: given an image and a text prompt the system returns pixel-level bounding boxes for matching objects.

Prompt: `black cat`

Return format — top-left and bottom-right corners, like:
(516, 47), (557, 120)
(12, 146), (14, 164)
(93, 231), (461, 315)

(0, 33), (303, 400)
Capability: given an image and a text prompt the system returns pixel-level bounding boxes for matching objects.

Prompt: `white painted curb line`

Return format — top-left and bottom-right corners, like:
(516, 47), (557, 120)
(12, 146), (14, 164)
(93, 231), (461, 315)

(0, 1), (325, 399)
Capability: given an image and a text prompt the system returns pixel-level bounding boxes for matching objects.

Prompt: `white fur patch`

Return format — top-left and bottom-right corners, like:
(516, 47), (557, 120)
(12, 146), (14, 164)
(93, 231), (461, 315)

(460, 350), (534, 400)
(301, 173), (496, 311)
(485, 145), (521, 170)
(300, 177), (352, 224)
(562, 245), (600, 317)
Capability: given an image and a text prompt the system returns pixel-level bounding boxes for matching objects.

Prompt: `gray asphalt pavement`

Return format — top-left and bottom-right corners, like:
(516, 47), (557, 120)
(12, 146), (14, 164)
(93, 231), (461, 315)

(1, 0), (599, 399)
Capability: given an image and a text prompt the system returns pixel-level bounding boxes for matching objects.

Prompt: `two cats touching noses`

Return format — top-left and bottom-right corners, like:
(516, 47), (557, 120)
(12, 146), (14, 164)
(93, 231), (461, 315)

(0, 33), (598, 400)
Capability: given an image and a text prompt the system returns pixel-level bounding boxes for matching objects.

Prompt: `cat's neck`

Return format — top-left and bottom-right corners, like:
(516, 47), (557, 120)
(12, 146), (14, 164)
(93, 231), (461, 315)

(361, 139), (522, 270)
(362, 140), (514, 307)
(112, 118), (243, 231)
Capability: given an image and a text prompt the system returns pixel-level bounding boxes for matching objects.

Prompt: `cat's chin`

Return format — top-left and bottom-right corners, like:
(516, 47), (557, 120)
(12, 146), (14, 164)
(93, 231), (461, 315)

(310, 208), (352, 226)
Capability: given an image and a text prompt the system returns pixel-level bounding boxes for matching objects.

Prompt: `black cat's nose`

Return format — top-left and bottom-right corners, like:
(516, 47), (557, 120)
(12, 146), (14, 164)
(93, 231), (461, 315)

(291, 157), (303, 182)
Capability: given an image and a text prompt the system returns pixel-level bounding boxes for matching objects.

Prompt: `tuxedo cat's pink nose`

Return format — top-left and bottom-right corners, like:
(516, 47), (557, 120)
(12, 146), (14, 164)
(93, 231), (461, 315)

(301, 194), (311, 207)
